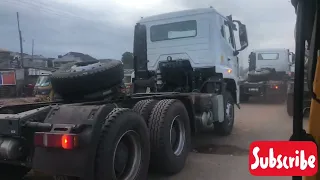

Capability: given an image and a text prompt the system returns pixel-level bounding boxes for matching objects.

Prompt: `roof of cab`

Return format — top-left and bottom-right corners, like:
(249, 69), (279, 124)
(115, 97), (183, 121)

(138, 7), (223, 23)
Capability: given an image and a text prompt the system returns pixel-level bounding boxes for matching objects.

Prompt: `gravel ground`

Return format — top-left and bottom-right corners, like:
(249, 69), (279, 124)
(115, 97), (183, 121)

(24, 97), (308, 180)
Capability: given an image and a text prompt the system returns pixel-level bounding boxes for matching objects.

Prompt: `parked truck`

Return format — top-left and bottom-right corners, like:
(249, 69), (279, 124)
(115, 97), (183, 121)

(0, 7), (248, 180)
(239, 48), (292, 102)
(286, 49), (311, 116)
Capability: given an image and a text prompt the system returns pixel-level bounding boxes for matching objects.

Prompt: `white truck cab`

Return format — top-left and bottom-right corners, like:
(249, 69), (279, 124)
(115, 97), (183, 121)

(240, 48), (293, 102)
(135, 7), (249, 104)
(253, 48), (291, 73)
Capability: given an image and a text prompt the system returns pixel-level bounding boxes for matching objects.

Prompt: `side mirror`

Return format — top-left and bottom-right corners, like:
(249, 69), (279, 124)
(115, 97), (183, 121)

(233, 20), (249, 52)
(289, 52), (295, 64)
(291, 54), (296, 64)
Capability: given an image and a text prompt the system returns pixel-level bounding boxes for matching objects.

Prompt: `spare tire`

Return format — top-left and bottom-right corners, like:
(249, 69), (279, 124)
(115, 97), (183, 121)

(247, 68), (273, 82)
(51, 60), (124, 98)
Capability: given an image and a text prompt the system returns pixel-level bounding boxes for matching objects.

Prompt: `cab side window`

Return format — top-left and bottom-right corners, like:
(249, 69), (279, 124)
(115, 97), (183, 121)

(223, 21), (235, 49)
(220, 25), (225, 38)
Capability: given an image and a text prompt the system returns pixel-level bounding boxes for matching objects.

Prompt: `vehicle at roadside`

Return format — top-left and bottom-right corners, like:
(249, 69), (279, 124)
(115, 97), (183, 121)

(33, 74), (53, 102)
(240, 48), (292, 103)
(286, 49), (311, 116)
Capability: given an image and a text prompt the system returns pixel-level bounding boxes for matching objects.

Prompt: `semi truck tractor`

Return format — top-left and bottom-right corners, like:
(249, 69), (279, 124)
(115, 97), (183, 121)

(240, 48), (292, 102)
(0, 7), (248, 180)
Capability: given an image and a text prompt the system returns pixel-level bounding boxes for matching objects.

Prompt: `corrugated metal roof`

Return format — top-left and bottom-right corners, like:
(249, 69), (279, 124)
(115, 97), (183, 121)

(54, 52), (97, 62)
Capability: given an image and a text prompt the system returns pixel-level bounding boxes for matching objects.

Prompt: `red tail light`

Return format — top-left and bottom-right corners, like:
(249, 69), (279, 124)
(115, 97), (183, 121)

(34, 132), (78, 150)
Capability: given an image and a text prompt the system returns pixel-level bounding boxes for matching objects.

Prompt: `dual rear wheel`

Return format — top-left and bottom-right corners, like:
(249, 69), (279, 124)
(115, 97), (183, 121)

(133, 99), (191, 174)
(55, 99), (191, 180)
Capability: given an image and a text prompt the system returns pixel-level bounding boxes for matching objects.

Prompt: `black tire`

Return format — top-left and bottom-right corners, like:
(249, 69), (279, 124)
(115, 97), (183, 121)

(0, 164), (30, 179)
(51, 60), (124, 98)
(133, 99), (158, 125)
(95, 108), (150, 180)
(287, 93), (294, 117)
(214, 91), (235, 136)
(148, 99), (191, 174)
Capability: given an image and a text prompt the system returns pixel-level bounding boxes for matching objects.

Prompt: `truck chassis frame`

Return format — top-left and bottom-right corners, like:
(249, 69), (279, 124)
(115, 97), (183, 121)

(0, 89), (228, 179)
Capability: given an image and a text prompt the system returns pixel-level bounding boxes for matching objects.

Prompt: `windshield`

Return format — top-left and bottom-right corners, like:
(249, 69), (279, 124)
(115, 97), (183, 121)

(150, 20), (197, 42)
(35, 76), (51, 87)
(257, 53), (279, 60)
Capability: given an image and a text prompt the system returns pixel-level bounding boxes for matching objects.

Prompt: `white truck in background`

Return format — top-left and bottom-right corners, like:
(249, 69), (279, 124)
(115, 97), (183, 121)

(239, 48), (292, 102)
(286, 49), (311, 116)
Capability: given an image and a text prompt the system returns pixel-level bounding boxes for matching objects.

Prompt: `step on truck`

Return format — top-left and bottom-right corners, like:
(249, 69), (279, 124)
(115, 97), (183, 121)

(0, 7), (248, 180)
(239, 48), (292, 102)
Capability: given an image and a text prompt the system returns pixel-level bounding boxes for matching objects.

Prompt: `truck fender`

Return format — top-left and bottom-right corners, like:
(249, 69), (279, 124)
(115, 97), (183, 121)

(32, 103), (116, 179)
(224, 78), (239, 108)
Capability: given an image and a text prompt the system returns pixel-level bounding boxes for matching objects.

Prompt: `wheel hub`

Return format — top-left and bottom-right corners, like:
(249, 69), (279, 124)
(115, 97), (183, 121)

(114, 142), (129, 176)
(169, 115), (186, 156)
(112, 130), (142, 179)
(225, 102), (234, 126)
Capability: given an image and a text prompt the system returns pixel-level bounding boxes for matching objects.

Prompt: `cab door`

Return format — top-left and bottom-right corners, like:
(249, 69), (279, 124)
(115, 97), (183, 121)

(221, 19), (238, 78)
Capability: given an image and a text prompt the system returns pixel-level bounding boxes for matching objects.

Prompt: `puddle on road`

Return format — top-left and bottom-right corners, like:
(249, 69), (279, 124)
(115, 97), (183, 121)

(193, 144), (249, 156)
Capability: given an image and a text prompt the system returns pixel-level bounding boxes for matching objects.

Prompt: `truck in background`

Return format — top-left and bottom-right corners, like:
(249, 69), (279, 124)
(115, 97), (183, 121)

(286, 49), (311, 116)
(239, 48), (292, 102)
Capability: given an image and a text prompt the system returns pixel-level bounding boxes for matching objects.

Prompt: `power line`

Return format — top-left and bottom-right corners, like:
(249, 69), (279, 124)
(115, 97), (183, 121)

(4, 0), (112, 23)
(2, 0), (121, 36)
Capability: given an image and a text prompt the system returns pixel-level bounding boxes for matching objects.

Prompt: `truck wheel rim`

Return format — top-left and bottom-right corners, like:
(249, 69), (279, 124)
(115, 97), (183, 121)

(225, 102), (234, 126)
(112, 130), (142, 180)
(170, 115), (186, 156)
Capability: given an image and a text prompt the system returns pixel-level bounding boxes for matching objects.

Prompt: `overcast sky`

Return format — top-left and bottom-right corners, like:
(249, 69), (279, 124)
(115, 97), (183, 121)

(0, 0), (296, 66)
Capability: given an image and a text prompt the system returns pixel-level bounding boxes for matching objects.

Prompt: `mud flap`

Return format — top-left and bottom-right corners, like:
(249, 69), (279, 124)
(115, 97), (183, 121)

(212, 94), (224, 123)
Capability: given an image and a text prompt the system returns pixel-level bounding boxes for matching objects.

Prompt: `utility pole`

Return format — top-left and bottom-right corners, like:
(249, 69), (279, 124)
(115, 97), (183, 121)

(32, 39), (34, 60)
(16, 12), (24, 68)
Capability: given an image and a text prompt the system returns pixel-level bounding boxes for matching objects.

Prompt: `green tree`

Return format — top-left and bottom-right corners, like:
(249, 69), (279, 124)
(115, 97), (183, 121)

(121, 52), (134, 69)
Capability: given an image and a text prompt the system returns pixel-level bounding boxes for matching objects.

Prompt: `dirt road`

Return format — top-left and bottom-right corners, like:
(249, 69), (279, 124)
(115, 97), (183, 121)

(27, 99), (308, 180)
(148, 99), (309, 180)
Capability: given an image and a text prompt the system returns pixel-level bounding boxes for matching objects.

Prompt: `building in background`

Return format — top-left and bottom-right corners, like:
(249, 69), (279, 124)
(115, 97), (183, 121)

(53, 52), (97, 68)
(0, 50), (55, 98)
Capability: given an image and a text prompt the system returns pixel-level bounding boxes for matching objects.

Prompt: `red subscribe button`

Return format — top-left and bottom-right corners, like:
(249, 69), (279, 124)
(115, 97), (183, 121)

(249, 141), (318, 176)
